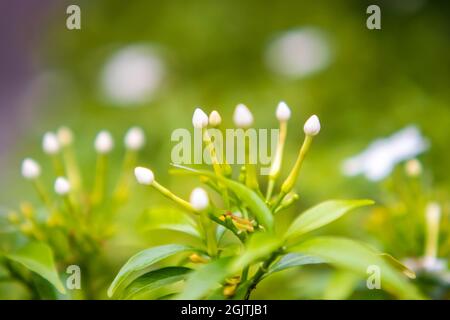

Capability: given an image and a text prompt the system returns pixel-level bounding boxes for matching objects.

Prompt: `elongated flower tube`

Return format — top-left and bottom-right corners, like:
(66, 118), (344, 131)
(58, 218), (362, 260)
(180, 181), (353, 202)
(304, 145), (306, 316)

(21, 158), (41, 180)
(424, 202), (441, 269)
(266, 101), (291, 201)
(134, 166), (193, 212)
(58, 126), (83, 192)
(279, 115), (321, 204)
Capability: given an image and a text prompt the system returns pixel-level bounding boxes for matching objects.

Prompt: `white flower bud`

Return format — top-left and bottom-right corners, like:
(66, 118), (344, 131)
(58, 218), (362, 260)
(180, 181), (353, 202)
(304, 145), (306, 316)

(54, 177), (71, 195)
(21, 158), (41, 180)
(233, 103), (253, 128)
(209, 110), (222, 127)
(192, 108), (209, 129)
(124, 127), (145, 150)
(57, 127), (73, 147)
(189, 187), (209, 211)
(303, 115), (321, 136)
(134, 166), (154, 185)
(42, 132), (60, 154)
(95, 130), (114, 154)
(276, 101), (291, 121)
(405, 159), (422, 177)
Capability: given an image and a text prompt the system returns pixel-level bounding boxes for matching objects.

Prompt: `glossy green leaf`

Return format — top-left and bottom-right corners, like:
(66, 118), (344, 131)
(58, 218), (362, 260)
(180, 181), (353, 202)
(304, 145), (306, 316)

(289, 236), (424, 299)
(108, 244), (193, 298)
(176, 257), (233, 300)
(231, 233), (282, 271)
(285, 199), (374, 241)
(6, 242), (65, 294)
(268, 253), (325, 274)
(121, 267), (191, 299)
(171, 164), (274, 231)
(139, 206), (201, 238)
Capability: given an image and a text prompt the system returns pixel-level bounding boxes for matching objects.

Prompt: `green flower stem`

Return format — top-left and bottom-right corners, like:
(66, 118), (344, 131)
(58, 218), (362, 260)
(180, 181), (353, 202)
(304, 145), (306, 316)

(91, 154), (108, 206)
(266, 121), (288, 202)
(244, 135), (260, 193)
(113, 149), (138, 204)
(32, 178), (52, 210)
(200, 211), (218, 257)
(425, 213), (439, 260)
(151, 180), (194, 212)
(203, 129), (230, 207)
(61, 144), (82, 192)
(51, 154), (65, 177)
(280, 135), (313, 194)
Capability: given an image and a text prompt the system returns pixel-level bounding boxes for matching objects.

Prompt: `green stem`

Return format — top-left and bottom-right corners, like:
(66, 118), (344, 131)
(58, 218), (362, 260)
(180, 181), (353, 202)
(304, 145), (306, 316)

(244, 249), (283, 299)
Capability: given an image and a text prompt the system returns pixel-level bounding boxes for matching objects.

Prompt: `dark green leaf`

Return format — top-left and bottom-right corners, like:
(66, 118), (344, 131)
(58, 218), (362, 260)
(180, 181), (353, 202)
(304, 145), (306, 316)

(108, 244), (193, 298)
(6, 242), (65, 294)
(121, 267), (191, 299)
(268, 253), (325, 274)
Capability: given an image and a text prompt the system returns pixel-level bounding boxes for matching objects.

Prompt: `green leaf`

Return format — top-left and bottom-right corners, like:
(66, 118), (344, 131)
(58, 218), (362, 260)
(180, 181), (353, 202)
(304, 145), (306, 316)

(285, 199), (374, 241)
(231, 233), (282, 271)
(138, 206), (201, 238)
(289, 236), (425, 299)
(121, 267), (191, 299)
(108, 244), (193, 298)
(6, 242), (65, 294)
(268, 253), (325, 274)
(171, 164), (274, 232)
(323, 270), (361, 300)
(176, 257), (233, 300)
(378, 253), (416, 279)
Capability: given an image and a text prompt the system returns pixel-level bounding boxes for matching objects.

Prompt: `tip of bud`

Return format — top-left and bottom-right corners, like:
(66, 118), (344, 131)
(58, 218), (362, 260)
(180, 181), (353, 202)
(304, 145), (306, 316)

(54, 177), (71, 195)
(125, 127), (145, 150)
(95, 130), (114, 154)
(42, 132), (61, 154)
(192, 108), (209, 129)
(276, 101), (291, 121)
(57, 126), (73, 147)
(405, 159), (422, 177)
(233, 103), (253, 128)
(209, 110), (222, 127)
(303, 115), (321, 136)
(189, 187), (209, 211)
(134, 166), (154, 185)
(21, 158), (41, 179)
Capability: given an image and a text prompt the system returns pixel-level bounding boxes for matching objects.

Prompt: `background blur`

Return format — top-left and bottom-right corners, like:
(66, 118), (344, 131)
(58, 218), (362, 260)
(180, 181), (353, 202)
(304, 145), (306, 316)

(0, 0), (449, 299)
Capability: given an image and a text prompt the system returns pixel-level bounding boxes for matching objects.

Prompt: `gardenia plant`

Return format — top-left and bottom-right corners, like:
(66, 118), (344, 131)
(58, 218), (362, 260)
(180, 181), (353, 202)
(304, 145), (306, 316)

(108, 102), (424, 300)
(1, 126), (145, 299)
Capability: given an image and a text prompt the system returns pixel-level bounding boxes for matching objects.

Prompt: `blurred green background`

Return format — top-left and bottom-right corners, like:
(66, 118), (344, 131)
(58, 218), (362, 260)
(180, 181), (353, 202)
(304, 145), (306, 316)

(0, 0), (449, 299)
